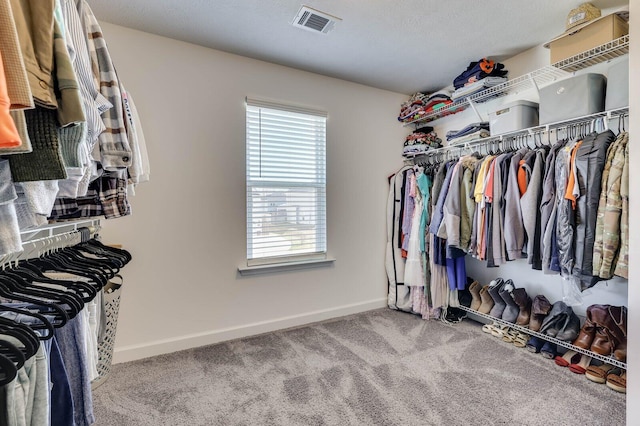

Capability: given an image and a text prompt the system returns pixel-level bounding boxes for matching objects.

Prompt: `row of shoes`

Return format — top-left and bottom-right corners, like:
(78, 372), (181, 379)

(482, 326), (626, 393)
(468, 279), (581, 342)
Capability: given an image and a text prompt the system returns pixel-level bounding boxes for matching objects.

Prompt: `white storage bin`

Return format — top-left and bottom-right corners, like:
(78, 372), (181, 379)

(605, 57), (628, 111)
(488, 100), (539, 136)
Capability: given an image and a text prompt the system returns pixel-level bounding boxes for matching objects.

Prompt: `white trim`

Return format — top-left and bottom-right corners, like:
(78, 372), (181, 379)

(245, 97), (327, 117)
(243, 255), (333, 271)
(112, 298), (386, 363)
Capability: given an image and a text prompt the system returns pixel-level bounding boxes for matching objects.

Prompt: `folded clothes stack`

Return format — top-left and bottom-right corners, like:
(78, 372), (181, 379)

(451, 76), (508, 101)
(398, 90), (460, 123)
(402, 126), (442, 157)
(451, 58), (508, 101)
(446, 122), (490, 144)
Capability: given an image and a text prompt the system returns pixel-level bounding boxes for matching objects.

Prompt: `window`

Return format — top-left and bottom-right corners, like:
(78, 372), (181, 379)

(245, 98), (327, 266)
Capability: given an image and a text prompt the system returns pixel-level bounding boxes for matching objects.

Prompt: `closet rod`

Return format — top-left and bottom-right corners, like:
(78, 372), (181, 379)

(408, 107), (628, 163)
(0, 223), (101, 268)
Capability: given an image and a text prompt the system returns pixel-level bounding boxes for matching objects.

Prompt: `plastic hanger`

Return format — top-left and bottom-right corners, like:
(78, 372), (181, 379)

(3, 267), (96, 303)
(0, 338), (25, 370)
(0, 352), (17, 386)
(0, 320), (38, 358)
(0, 275), (84, 314)
(0, 305), (55, 339)
(0, 280), (71, 325)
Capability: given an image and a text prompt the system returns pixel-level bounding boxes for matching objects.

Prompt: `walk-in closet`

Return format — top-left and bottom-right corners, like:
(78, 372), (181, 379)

(0, 1), (636, 425)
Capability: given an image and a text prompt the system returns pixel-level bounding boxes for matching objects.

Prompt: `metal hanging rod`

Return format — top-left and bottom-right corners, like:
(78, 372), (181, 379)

(408, 107), (628, 164)
(1, 219), (102, 268)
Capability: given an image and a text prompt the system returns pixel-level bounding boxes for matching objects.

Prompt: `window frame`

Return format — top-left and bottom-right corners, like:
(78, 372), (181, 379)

(241, 98), (331, 272)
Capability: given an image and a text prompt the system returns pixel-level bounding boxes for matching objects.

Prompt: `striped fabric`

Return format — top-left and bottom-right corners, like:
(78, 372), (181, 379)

(0, 0), (33, 110)
(61, 0), (110, 148)
(81, 0), (132, 170)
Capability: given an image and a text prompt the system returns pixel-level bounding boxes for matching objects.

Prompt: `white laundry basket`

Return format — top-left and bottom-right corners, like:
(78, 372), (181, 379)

(91, 280), (122, 390)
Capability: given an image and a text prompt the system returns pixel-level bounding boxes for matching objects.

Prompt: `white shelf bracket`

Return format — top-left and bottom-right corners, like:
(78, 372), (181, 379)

(467, 99), (483, 122)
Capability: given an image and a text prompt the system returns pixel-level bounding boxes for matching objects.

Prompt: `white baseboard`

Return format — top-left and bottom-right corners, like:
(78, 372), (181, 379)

(112, 298), (387, 363)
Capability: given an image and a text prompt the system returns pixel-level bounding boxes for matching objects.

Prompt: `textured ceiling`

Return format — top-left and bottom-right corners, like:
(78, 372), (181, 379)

(88, 0), (628, 94)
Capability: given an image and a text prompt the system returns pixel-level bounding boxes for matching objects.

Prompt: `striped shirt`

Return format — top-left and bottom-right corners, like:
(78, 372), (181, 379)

(81, 0), (132, 170)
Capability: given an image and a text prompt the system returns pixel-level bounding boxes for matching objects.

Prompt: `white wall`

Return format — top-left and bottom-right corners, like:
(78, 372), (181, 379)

(626, 0), (637, 418)
(96, 23), (408, 362)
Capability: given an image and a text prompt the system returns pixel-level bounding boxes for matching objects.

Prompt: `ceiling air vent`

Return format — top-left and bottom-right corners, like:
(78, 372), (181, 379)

(292, 6), (340, 34)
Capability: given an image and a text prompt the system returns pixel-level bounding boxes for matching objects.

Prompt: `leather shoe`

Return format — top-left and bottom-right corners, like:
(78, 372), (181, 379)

(573, 304), (598, 350)
(529, 295), (552, 332)
(511, 288), (532, 326)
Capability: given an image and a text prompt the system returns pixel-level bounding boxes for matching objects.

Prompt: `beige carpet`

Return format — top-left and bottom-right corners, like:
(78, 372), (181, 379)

(92, 309), (625, 426)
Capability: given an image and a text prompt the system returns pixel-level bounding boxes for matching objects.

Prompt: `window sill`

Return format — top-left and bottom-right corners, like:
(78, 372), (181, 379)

(237, 257), (336, 276)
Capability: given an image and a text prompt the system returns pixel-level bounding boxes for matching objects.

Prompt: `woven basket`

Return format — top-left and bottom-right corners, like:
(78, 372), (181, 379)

(91, 280), (122, 390)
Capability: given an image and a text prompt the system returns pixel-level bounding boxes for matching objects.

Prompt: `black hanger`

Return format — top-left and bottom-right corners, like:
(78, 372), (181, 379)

(3, 267), (96, 302)
(0, 305), (55, 339)
(0, 352), (17, 386)
(0, 275), (84, 314)
(0, 279), (71, 326)
(0, 320), (39, 358)
(0, 338), (26, 370)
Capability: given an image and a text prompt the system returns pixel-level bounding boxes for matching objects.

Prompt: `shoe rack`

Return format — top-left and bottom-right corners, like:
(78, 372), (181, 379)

(458, 305), (627, 370)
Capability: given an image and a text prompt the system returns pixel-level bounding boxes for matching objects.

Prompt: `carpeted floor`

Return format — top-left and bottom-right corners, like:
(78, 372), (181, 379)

(92, 309), (625, 426)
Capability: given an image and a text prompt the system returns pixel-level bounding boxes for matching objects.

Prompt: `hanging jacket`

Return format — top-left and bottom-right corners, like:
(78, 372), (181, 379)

(520, 149), (545, 266)
(593, 132), (627, 279)
(572, 130), (615, 288)
(614, 141), (629, 278)
(540, 140), (566, 274)
(385, 166), (411, 310)
(555, 140), (577, 276)
(459, 156), (479, 252)
(504, 150), (525, 260)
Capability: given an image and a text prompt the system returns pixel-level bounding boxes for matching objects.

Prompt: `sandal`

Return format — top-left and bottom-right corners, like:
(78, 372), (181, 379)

(502, 328), (518, 343)
(491, 324), (510, 338)
(606, 370), (627, 393)
(569, 354), (592, 374)
(585, 364), (615, 384)
(555, 350), (581, 367)
(482, 322), (499, 334)
(513, 333), (529, 348)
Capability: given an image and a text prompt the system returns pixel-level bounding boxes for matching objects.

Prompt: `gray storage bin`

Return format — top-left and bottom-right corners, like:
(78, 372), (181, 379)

(488, 100), (539, 135)
(539, 73), (606, 125)
(605, 57), (628, 110)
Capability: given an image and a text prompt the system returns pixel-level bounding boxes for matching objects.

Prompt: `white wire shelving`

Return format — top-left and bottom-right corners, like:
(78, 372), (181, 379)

(458, 305), (627, 369)
(401, 35), (630, 127)
(405, 106), (628, 163)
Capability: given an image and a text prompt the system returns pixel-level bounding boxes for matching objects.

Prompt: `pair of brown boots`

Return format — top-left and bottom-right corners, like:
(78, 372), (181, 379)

(469, 281), (532, 326)
(573, 305), (627, 362)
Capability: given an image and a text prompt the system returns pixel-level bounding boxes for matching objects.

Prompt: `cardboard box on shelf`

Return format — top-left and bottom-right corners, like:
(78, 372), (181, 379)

(547, 13), (628, 64)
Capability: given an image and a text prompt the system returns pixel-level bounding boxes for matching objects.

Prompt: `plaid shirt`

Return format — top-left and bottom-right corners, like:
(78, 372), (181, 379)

(49, 171), (130, 220)
(80, 0), (132, 171)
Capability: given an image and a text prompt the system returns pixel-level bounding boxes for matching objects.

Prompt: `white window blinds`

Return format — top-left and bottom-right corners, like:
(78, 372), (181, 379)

(245, 99), (327, 265)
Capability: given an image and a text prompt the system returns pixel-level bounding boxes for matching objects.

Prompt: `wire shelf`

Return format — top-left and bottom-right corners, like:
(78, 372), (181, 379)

(458, 305), (627, 369)
(402, 35), (629, 127)
(552, 35), (629, 73)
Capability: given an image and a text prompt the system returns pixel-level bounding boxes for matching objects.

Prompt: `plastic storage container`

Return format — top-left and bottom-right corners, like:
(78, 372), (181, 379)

(488, 100), (539, 136)
(605, 57), (628, 111)
(539, 73), (606, 125)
